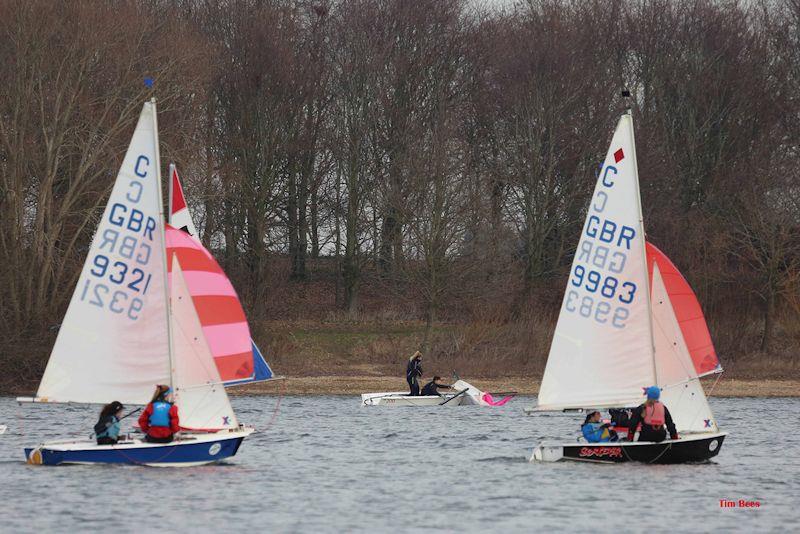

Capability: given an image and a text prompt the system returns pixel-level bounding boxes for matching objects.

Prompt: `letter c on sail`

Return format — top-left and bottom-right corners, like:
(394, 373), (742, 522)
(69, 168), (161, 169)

(134, 155), (149, 178)
(602, 166), (617, 187)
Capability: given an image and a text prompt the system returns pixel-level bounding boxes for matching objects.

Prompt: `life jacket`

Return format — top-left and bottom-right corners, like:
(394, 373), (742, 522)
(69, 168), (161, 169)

(148, 401), (172, 428)
(643, 401), (665, 428)
(94, 415), (120, 439)
(581, 422), (611, 443)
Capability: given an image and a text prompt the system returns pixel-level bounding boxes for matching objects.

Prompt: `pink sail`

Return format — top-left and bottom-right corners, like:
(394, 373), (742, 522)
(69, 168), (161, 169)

(166, 225), (255, 382)
(646, 242), (721, 376)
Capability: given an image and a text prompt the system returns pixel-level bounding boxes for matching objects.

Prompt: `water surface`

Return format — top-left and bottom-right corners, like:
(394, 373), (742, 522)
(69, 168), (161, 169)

(1, 396), (795, 532)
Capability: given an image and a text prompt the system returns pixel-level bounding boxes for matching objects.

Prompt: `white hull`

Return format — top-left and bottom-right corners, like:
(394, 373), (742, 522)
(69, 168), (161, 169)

(361, 380), (486, 406)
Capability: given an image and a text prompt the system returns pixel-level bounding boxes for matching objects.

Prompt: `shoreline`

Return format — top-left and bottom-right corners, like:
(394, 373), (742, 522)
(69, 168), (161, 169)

(233, 376), (800, 397)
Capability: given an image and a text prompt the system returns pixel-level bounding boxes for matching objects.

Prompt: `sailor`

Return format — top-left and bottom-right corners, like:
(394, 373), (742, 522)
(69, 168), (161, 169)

(138, 385), (180, 443)
(580, 410), (618, 443)
(627, 386), (678, 442)
(94, 401), (124, 445)
(406, 351), (423, 396)
(421, 376), (453, 396)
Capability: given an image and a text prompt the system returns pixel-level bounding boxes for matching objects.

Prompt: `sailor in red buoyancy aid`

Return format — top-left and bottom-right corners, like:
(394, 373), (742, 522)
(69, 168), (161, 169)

(627, 386), (678, 443)
(138, 385), (180, 443)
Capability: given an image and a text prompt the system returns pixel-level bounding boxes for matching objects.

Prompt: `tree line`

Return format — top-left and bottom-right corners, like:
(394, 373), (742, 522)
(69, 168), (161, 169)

(1, 0), (799, 377)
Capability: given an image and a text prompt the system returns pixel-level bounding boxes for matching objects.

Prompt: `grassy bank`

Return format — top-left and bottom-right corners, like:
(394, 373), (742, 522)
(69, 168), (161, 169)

(3, 318), (798, 396)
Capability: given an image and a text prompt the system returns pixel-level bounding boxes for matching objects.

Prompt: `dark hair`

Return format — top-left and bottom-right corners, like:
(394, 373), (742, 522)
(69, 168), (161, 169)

(151, 384), (170, 403)
(433, 376), (442, 381)
(583, 411), (600, 426)
(100, 401), (124, 419)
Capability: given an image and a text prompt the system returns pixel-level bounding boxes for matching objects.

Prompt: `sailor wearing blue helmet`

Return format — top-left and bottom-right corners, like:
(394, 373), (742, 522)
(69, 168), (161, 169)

(627, 386), (678, 442)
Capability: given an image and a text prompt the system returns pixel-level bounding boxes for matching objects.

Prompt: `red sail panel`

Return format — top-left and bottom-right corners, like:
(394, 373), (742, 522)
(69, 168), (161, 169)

(646, 242), (721, 375)
(166, 225), (254, 382)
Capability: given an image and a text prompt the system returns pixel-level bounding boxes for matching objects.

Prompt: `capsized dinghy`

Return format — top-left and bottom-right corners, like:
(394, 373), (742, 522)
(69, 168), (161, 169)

(528, 108), (726, 464)
(20, 101), (253, 466)
(361, 380), (512, 406)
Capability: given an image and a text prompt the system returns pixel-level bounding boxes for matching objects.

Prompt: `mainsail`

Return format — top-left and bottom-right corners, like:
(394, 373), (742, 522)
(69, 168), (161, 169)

(36, 102), (170, 405)
(167, 165), (275, 384)
(537, 112), (655, 410)
(170, 256), (238, 431)
(536, 111), (721, 432)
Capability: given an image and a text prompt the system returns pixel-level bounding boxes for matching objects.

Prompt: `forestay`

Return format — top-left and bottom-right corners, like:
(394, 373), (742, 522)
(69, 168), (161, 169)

(170, 257), (238, 431)
(537, 113), (655, 410)
(36, 102), (169, 405)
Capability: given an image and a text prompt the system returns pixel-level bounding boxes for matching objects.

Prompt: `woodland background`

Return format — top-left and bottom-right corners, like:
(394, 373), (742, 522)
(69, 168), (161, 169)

(1, 0), (799, 390)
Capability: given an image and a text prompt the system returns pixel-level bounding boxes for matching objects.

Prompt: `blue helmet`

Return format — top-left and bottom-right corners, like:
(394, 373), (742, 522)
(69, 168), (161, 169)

(646, 386), (661, 400)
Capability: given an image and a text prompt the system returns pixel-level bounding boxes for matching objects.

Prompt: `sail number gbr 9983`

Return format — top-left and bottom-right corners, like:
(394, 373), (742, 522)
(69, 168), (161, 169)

(563, 164), (639, 329)
(79, 155), (157, 321)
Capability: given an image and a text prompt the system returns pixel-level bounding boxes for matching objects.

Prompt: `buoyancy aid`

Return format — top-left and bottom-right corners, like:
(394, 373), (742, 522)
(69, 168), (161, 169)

(643, 401), (665, 427)
(94, 415), (120, 439)
(148, 401), (172, 428)
(581, 422), (611, 443)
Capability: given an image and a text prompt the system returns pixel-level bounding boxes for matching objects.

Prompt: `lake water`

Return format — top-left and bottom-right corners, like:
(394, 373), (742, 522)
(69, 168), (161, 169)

(1, 395), (796, 532)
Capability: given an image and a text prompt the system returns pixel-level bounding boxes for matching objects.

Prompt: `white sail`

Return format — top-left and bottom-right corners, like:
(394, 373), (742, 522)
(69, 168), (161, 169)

(170, 256), (238, 430)
(37, 102), (169, 405)
(537, 112), (655, 410)
(651, 264), (717, 433)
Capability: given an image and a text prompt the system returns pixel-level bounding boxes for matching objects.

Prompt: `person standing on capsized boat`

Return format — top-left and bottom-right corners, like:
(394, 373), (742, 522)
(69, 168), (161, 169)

(421, 376), (453, 396)
(406, 351), (423, 396)
(94, 401), (124, 445)
(138, 385), (180, 443)
(581, 411), (618, 443)
(627, 386), (678, 443)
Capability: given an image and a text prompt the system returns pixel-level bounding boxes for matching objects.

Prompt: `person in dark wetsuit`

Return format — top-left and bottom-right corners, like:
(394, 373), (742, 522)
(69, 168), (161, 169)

(406, 352), (423, 396)
(421, 376), (452, 396)
(627, 386), (678, 443)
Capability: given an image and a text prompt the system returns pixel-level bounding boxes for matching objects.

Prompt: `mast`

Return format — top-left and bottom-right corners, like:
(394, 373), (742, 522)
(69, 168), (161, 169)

(624, 98), (658, 386)
(152, 98), (174, 390)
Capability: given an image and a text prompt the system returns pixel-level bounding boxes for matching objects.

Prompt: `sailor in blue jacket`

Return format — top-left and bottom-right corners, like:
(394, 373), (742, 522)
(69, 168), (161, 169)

(581, 411), (618, 443)
(95, 401), (124, 445)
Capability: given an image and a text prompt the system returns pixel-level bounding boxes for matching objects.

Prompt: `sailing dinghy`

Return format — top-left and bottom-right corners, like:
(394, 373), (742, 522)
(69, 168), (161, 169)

(166, 164), (277, 385)
(529, 110), (726, 464)
(20, 100), (252, 466)
(361, 380), (512, 406)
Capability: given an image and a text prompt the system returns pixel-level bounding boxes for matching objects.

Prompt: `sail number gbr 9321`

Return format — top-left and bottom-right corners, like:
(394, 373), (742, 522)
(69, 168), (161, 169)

(79, 155), (157, 320)
(564, 164), (639, 329)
